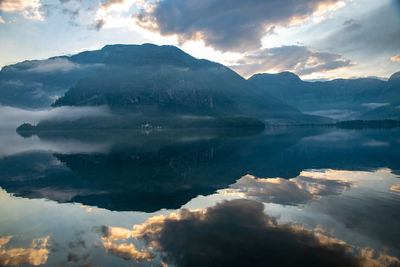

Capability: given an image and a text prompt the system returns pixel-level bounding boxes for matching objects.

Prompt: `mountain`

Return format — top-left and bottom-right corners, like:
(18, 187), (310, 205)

(249, 71), (400, 120)
(12, 44), (329, 131)
(53, 44), (327, 123)
(360, 72), (400, 120)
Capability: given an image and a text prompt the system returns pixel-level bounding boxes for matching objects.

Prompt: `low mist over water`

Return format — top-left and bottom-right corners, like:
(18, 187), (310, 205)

(0, 105), (111, 129)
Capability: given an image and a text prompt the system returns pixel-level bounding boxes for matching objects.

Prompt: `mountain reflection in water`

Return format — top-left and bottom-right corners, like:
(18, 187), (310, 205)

(0, 127), (399, 266)
(0, 127), (399, 212)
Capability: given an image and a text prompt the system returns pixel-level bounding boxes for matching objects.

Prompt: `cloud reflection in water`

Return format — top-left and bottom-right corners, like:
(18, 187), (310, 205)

(96, 168), (400, 266)
(99, 199), (400, 266)
(0, 235), (50, 266)
(228, 173), (352, 205)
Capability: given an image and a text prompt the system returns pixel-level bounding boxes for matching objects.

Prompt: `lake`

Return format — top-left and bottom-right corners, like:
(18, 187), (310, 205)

(0, 126), (399, 266)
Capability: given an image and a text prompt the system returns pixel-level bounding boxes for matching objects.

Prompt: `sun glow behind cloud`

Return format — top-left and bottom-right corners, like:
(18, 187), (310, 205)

(391, 54), (400, 63)
(0, 0), (44, 21)
(0, 0), (398, 80)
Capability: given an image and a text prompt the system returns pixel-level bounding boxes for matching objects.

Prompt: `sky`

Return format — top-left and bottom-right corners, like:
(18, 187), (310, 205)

(0, 0), (399, 80)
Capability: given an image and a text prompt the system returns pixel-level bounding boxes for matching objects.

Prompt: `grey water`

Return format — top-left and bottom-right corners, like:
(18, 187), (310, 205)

(0, 124), (399, 266)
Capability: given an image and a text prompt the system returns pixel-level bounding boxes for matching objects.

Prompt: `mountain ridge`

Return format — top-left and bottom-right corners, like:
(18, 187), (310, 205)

(46, 44), (329, 127)
(249, 70), (400, 120)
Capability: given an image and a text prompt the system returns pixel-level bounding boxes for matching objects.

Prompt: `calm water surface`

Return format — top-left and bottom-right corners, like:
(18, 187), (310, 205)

(0, 126), (399, 266)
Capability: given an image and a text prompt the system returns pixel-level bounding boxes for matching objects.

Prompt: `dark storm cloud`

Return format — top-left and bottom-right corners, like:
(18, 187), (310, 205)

(231, 45), (352, 77)
(136, 0), (347, 52)
(129, 199), (369, 267)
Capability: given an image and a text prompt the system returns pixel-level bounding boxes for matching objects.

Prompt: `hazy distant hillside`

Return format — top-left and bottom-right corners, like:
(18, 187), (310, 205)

(359, 72), (400, 120)
(249, 71), (400, 120)
(0, 56), (102, 108)
(51, 44), (327, 125)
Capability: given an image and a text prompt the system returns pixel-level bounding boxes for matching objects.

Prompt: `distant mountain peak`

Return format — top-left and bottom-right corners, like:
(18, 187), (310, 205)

(276, 71), (302, 80)
(101, 43), (178, 51)
(389, 71), (400, 82)
(70, 43), (211, 69)
(250, 71), (302, 83)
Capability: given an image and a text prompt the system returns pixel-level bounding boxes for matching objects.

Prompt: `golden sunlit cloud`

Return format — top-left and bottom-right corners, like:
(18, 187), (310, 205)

(101, 239), (154, 262)
(225, 173), (353, 205)
(0, 236), (12, 249)
(390, 54), (400, 63)
(0, 235), (51, 266)
(99, 198), (400, 266)
(102, 226), (134, 240)
(312, 0), (348, 23)
(299, 169), (387, 181)
(99, 225), (154, 262)
(80, 205), (93, 212)
(0, 0), (44, 21)
(390, 184), (400, 193)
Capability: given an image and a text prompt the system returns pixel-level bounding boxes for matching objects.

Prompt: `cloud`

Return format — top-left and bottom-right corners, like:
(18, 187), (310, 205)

(362, 102), (390, 109)
(101, 0), (126, 9)
(362, 140), (390, 147)
(315, 3), (400, 56)
(135, 0), (348, 52)
(0, 105), (111, 129)
(0, 106), (112, 157)
(5, 57), (103, 74)
(0, 0), (44, 21)
(22, 57), (82, 73)
(61, 7), (80, 20)
(0, 235), (51, 266)
(342, 19), (361, 32)
(0, 236), (12, 248)
(304, 109), (358, 120)
(391, 54), (400, 63)
(93, 0), (142, 31)
(100, 226), (135, 240)
(101, 240), (154, 262)
(100, 199), (382, 266)
(231, 45), (352, 77)
(59, 0), (82, 3)
(94, 18), (106, 30)
(67, 253), (89, 263)
(0, 16), (5, 23)
(228, 174), (352, 205)
(391, 184), (400, 193)
(97, 226), (154, 262)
